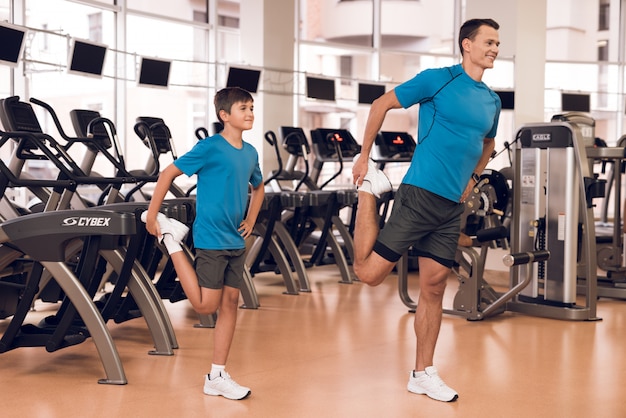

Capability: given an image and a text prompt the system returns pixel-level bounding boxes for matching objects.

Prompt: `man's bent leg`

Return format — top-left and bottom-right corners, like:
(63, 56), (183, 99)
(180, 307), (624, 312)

(352, 192), (395, 286)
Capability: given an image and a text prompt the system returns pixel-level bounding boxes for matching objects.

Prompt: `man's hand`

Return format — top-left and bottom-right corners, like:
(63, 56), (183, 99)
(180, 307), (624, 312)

(352, 154), (369, 188)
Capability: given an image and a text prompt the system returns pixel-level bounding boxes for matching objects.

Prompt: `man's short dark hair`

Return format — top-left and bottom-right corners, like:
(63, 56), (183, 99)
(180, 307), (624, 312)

(458, 18), (500, 54)
(214, 87), (254, 123)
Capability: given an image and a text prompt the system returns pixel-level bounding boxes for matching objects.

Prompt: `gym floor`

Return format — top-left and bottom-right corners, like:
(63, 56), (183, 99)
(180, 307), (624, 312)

(1, 263), (624, 418)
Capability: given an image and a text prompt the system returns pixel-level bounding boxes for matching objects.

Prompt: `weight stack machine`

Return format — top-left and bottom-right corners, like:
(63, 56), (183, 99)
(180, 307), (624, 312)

(509, 121), (602, 320)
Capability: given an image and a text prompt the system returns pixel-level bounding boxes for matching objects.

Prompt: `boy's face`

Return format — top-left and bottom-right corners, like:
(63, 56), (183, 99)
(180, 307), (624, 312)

(222, 100), (254, 131)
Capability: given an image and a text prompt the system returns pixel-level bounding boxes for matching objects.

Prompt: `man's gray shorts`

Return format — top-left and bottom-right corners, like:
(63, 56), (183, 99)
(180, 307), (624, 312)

(374, 184), (464, 268)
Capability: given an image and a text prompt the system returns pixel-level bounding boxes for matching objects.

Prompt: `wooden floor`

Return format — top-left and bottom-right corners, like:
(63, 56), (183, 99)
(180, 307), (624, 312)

(1, 261), (625, 418)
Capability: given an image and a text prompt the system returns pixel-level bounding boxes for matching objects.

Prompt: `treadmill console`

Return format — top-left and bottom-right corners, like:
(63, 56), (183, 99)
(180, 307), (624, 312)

(280, 126), (310, 156)
(372, 131), (416, 162)
(310, 128), (361, 161)
(135, 116), (172, 154)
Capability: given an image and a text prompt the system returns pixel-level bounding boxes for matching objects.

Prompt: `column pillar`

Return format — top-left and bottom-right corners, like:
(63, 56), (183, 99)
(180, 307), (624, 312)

(466, 0), (547, 125)
(240, 0), (296, 175)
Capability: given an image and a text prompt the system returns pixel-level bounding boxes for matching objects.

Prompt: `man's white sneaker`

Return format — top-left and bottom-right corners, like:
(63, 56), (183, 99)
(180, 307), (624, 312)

(140, 211), (189, 243)
(203, 372), (251, 400)
(353, 153), (392, 198)
(407, 366), (458, 402)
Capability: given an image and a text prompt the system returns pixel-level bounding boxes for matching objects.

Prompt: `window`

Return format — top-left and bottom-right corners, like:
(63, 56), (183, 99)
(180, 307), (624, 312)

(597, 40), (608, 61)
(218, 15), (239, 28)
(599, 0), (610, 31)
(88, 12), (102, 43)
(340, 55), (352, 86)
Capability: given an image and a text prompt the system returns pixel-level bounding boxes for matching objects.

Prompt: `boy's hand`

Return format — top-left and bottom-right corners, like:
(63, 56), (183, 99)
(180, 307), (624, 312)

(144, 215), (162, 240)
(238, 219), (254, 239)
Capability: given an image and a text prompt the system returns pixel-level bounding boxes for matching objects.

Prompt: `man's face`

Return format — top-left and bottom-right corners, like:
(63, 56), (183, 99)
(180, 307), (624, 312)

(465, 25), (500, 69)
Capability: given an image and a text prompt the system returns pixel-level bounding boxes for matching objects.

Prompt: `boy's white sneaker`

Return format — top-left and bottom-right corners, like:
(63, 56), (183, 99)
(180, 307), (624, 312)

(203, 371), (251, 400)
(140, 211), (189, 243)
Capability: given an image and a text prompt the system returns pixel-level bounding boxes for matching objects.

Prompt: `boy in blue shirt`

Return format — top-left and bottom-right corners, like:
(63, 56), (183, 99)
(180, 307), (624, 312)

(143, 87), (264, 400)
(352, 18), (501, 402)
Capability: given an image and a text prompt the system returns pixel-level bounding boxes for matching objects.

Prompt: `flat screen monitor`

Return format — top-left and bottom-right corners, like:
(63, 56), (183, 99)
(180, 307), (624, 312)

(561, 93), (590, 112)
(68, 38), (107, 78)
(0, 22), (26, 67)
(138, 57), (171, 88)
(494, 90), (515, 110)
(226, 67), (261, 93)
(306, 76), (335, 101)
(358, 83), (385, 104)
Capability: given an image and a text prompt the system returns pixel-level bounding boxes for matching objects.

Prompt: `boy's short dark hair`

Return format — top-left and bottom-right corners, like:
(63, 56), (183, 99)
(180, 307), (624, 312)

(214, 87), (254, 123)
(458, 18), (500, 54)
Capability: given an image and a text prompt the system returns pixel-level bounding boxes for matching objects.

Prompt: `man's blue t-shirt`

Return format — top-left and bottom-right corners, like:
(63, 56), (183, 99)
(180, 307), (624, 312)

(174, 134), (263, 250)
(394, 64), (501, 202)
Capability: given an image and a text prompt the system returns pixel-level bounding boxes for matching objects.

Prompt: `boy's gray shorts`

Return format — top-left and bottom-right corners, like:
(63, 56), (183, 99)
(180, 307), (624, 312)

(374, 184), (464, 268)
(194, 248), (246, 289)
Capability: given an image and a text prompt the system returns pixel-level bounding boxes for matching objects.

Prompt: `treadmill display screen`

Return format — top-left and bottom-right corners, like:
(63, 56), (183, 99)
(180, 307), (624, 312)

(375, 131), (416, 159)
(280, 126), (310, 156)
(310, 128), (361, 160)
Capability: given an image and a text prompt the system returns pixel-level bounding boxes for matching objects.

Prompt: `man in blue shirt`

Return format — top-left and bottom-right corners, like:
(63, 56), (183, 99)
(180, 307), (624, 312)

(352, 18), (501, 402)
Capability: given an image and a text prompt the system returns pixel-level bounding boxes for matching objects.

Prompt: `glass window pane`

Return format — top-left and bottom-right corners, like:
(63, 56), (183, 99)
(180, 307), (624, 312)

(23, 0), (116, 135)
(381, 0), (455, 54)
(299, 0), (373, 46)
(127, 0), (206, 21)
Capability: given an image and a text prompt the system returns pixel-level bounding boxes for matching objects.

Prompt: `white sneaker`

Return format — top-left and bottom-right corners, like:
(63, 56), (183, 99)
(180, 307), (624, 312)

(407, 366), (458, 402)
(353, 153), (392, 198)
(140, 211), (189, 243)
(203, 372), (251, 400)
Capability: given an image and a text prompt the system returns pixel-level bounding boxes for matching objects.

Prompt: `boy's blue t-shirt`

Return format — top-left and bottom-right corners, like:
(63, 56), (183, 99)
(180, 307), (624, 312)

(174, 134), (263, 250)
(394, 64), (501, 202)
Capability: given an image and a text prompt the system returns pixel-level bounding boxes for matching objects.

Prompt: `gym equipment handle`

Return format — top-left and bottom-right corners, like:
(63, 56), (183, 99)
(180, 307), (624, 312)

(502, 250), (550, 267)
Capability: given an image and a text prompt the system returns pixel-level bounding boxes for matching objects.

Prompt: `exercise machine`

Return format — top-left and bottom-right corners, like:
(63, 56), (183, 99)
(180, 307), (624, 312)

(398, 120), (602, 321)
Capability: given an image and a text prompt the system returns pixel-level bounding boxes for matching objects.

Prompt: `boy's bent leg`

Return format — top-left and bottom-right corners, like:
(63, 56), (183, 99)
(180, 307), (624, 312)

(168, 252), (219, 315)
(353, 192), (395, 286)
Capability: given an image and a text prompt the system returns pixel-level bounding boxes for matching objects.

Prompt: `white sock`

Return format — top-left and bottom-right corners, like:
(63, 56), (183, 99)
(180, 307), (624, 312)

(210, 364), (225, 380)
(162, 234), (182, 254)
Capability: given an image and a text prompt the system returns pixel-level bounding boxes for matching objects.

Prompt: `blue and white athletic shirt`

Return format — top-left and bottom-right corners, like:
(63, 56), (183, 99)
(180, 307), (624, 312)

(394, 64), (501, 202)
(174, 134), (263, 250)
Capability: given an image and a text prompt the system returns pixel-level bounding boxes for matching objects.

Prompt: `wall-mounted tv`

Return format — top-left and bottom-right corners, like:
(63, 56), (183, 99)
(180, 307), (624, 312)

(0, 21), (27, 67)
(138, 57), (171, 88)
(358, 83), (385, 104)
(226, 67), (261, 93)
(561, 92), (590, 112)
(68, 38), (107, 78)
(306, 76), (336, 101)
(494, 90), (515, 110)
